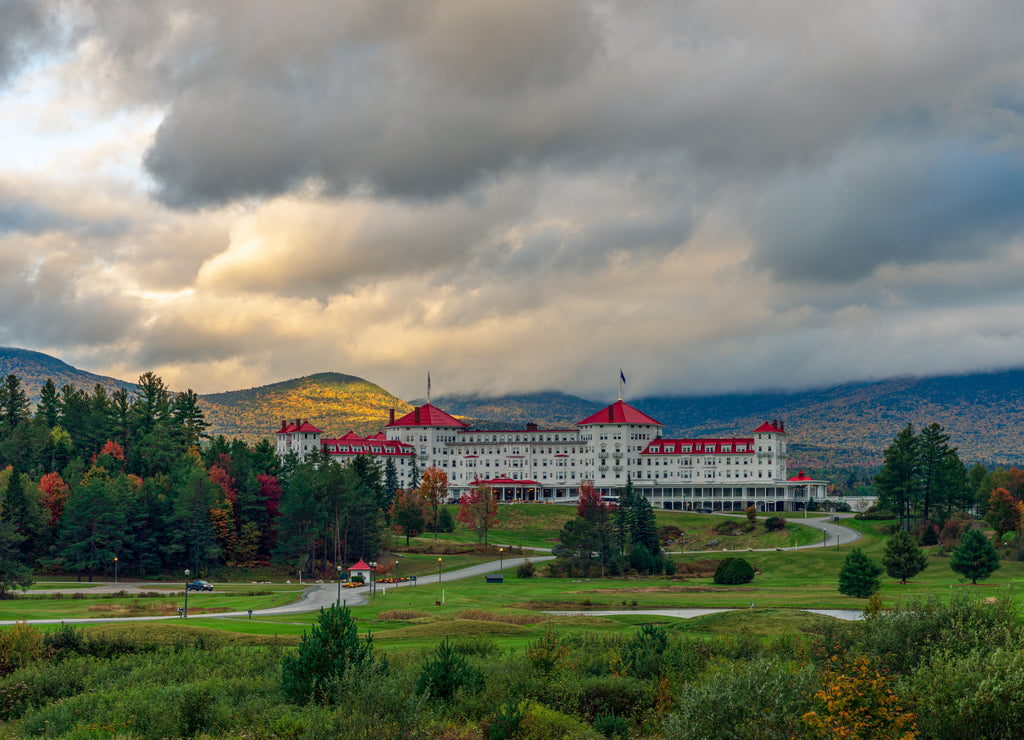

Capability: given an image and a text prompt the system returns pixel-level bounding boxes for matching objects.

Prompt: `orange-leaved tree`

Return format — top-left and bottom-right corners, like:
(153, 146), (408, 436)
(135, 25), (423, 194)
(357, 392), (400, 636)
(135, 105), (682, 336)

(418, 467), (448, 540)
(803, 656), (917, 739)
(457, 482), (500, 547)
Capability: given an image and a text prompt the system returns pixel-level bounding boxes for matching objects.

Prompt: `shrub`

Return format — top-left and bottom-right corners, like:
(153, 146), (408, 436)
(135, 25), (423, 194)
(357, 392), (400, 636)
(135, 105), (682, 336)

(620, 623), (669, 679)
(416, 637), (478, 703)
(920, 522), (939, 546)
(713, 520), (740, 535)
(489, 696), (527, 740)
(802, 656), (916, 740)
(663, 656), (817, 740)
(837, 548), (882, 598)
(281, 605), (382, 704)
(594, 710), (630, 739)
(713, 557), (755, 585)
(901, 644), (1024, 739)
(764, 516), (787, 532)
(517, 560), (536, 578)
(854, 590), (1020, 674)
(0, 621), (44, 674)
(520, 702), (603, 740)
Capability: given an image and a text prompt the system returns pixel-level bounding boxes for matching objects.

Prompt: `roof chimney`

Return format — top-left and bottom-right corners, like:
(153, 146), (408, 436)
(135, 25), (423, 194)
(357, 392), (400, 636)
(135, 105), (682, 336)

(415, 406), (420, 424)
(295, 418), (301, 428)
(780, 420), (785, 432)
(389, 408), (395, 424)
(772, 419), (778, 429)
(608, 405), (614, 422)
(280, 419), (285, 430)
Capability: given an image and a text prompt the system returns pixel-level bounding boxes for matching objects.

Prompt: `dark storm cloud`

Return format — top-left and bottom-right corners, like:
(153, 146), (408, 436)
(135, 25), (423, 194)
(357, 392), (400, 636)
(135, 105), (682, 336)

(0, 248), (139, 347)
(752, 138), (1024, 282)
(0, 0), (50, 85)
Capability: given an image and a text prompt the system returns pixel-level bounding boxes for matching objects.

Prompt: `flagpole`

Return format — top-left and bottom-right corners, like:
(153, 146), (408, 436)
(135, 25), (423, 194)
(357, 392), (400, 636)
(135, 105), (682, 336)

(427, 372), (431, 404)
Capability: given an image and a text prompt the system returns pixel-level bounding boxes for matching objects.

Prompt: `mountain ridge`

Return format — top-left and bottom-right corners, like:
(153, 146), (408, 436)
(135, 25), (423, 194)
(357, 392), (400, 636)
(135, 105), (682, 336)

(2, 347), (1023, 470)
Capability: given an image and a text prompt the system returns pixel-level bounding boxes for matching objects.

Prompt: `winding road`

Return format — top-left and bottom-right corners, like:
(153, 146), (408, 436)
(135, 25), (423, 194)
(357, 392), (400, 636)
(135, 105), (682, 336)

(1, 514), (861, 626)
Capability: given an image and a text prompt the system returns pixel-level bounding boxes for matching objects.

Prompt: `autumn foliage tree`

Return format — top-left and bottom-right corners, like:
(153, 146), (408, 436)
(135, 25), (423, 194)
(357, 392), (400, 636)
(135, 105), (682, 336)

(418, 467), (448, 540)
(985, 487), (1023, 543)
(391, 488), (427, 545)
(802, 657), (917, 739)
(457, 482), (499, 547)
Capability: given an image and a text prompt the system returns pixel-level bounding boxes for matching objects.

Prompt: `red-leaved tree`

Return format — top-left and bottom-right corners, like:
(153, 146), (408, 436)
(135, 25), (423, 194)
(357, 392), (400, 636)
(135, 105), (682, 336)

(457, 482), (500, 547)
(38, 472), (70, 528)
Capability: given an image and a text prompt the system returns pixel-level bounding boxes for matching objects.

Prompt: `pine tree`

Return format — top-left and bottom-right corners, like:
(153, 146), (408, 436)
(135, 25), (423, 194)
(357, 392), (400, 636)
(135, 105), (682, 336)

(874, 424), (919, 531)
(838, 548), (883, 598)
(882, 530), (928, 584)
(36, 379), (60, 428)
(950, 529), (1001, 584)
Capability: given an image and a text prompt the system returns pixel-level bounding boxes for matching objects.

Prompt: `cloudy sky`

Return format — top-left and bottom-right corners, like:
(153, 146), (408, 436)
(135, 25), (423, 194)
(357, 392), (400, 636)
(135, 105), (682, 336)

(3, 0), (1024, 401)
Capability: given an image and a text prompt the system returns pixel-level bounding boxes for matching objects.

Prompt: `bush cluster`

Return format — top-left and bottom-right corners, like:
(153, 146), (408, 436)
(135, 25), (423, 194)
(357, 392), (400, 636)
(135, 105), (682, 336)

(713, 557), (755, 585)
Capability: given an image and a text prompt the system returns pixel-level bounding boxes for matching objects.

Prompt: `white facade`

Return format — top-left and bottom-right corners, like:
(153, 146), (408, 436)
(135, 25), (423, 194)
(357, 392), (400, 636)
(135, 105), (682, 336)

(277, 403), (827, 512)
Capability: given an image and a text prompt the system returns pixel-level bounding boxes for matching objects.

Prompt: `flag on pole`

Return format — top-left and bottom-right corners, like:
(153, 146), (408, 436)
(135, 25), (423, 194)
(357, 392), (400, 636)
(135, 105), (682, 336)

(620, 369), (626, 384)
(427, 372), (431, 401)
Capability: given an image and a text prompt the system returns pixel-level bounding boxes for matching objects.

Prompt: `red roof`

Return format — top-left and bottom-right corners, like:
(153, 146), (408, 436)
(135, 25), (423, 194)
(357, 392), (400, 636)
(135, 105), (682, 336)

(276, 419), (323, 434)
(348, 559), (373, 571)
(322, 433), (414, 457)
(577, 400), (662, 427)
(641, 438), (755, 455)
(753, 420), (786, 434)
(473, 477), (541, 486)
(386, 403), (468, 428)
(788, 471), (815, 482)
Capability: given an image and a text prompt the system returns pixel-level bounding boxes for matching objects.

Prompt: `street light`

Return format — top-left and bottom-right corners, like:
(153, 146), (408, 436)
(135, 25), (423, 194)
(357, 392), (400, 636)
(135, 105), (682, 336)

(369, 561), (377, 598)
(336, 565), (342, 607)
(499, 547), (503, 573)
(438, 557), (442, 584)
(113, 556), (118, 584)
(184, 568), (190, 618)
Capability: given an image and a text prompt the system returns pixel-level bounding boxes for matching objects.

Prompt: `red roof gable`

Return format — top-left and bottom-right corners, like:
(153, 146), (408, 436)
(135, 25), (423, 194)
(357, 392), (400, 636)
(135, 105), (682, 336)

(753, 420), (786, 434)
(276, 419), (323, 434)
(577, 400), (662, 427)
(348, 559), (374, 571)
(788, 471), (815, 481)
(386, 403), (468, 428)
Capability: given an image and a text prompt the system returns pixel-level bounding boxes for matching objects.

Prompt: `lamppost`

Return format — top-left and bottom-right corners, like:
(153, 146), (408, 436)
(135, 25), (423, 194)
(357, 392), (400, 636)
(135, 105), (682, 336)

(336, 565), (342, 607)
(369, 561), (377, 598)
(113, 556), (118, 584)
(183, 568), (190, 618)
(437, 557), (442, 584)
(499, 547), (504, 573)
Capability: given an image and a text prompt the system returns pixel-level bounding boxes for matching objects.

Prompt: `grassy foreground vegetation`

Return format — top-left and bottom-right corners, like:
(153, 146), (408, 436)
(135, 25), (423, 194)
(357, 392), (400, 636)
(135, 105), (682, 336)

(2, 590), (1023, 738)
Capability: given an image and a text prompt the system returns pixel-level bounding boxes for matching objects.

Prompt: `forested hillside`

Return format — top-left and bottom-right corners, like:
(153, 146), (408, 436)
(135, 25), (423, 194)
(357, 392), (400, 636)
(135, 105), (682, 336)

(4, 347), (1024, 471)
(198, 372), (416, 442)
(0, 347), (134, 401)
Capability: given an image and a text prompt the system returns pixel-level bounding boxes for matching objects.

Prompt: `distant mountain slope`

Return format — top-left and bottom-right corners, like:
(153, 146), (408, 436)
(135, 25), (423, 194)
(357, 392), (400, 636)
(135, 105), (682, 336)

(0, 346), (135, 403)
(2, 347), (1023, 469)
(640, 369), (1024, 469)
(424, 391), (602, 430)
(198, 373), (416, 443)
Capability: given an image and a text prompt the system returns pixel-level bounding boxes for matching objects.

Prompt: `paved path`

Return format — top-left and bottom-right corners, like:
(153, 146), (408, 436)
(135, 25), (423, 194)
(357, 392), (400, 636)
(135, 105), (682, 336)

(0, 557), (554, 626)
(545, 608), (863, 621)
(3, 515), (862, 626)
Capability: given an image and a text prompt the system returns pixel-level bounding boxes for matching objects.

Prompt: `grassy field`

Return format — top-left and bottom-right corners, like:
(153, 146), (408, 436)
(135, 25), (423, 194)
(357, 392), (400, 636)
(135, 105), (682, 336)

(8, 507), (1024, 652)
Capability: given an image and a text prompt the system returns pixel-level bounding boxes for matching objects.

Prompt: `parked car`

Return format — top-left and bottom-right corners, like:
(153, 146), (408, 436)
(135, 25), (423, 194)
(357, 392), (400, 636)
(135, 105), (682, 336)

(186, 580), (213, 591)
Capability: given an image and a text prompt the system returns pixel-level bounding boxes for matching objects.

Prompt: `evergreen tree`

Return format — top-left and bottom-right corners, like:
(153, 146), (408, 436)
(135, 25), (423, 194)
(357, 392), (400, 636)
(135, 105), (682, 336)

(838, 548), (883, 598)
(36, 379), (60, 428)
(171, 389), (209, 449)
(882, 530), (929, 584)
(281, 605), (381, 704)
(874, 424), (919, 531)
(383, 457), (399, 519)
(0, 374), (30, 432)
(950, 529), (1001, 584)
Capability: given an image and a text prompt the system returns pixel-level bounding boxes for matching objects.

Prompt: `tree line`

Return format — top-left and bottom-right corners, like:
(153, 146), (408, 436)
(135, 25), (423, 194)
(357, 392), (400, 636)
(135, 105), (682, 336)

(0, 372), (407, 593)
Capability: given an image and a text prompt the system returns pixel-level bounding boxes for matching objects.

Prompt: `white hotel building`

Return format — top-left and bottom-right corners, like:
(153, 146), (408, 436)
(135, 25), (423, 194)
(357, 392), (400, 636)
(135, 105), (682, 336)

(275, 399), (827, 512)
